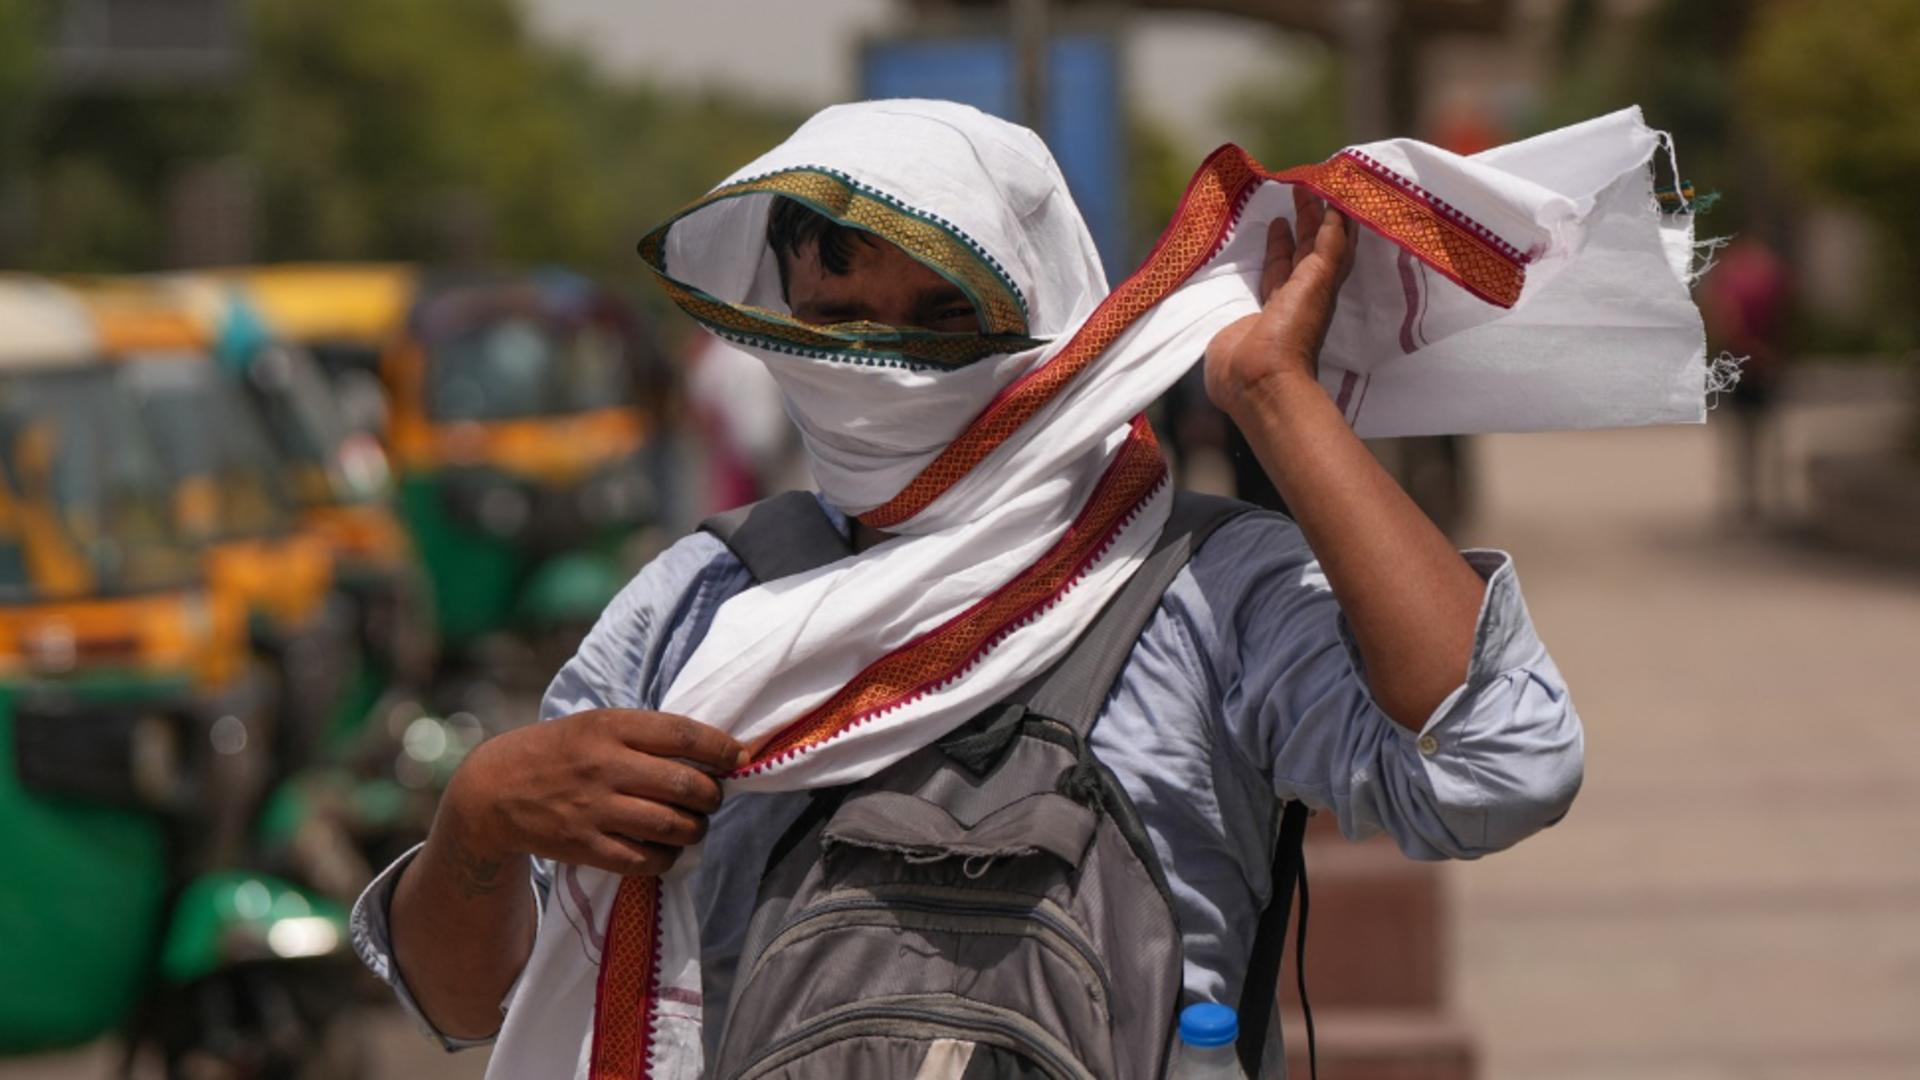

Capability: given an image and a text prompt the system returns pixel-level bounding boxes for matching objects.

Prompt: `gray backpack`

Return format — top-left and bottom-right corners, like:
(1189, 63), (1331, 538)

(700, 491), (1310, 1080)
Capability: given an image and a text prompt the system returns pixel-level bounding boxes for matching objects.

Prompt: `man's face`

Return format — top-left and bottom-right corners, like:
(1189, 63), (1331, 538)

(783, 235), (979, 334)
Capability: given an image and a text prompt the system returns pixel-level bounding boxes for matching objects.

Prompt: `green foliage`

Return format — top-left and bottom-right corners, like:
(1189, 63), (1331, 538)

(1131, 42), (1345, 271)
(2, 0), (801, 279)
(1740, 0), (1920, 257)
(245, 0), (797, 277)
(0, 0), (41, 139)
(1217, 43), (1348, 170)
(1124, 114), (1190, 266)
(23, 155), (155, 270)
(1741, 0), (1920, 434)
(1521, 0), (1918, 357)
(250, 0), (597, 266)
(1528, 0), (1767, 231)
(0, 0), (47, 254)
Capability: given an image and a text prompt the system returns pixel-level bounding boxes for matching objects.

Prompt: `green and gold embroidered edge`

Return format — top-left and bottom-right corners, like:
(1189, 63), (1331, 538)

(636, 167), (1044, 369)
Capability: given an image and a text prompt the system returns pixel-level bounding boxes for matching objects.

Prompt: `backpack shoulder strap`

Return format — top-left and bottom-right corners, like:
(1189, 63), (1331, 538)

(699, 490), (852, 584)
(1004, 488), (1310, 1077)
(1015, 490), (1254, 739)
(1238, 799), (1314, 1077)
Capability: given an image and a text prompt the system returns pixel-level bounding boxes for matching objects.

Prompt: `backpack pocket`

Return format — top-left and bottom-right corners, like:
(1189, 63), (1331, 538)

(730, 993), (1094, 1080)
(821, 789), (1097, 865)
(715, 785), (1126, 1080)
(742, 883), (1114, 1015)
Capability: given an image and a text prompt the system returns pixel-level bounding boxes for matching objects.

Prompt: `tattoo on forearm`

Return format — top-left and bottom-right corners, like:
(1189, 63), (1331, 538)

(443, 834), (508, 899)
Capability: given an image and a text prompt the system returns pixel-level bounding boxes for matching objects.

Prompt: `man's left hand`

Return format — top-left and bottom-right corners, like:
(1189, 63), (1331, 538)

(1203, 188), (1357, 414)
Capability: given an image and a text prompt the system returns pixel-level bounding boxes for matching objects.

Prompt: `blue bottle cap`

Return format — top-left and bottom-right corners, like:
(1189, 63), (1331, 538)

(1179, 1002), (1239, 1048)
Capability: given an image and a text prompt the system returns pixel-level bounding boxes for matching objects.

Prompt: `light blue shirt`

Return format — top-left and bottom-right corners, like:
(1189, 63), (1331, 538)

(351, 498), (1583, 1053)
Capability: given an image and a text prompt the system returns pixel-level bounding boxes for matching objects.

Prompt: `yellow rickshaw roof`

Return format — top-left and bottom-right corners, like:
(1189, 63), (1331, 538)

(62, 277), (213, 356)
(221, 263), (417, 343)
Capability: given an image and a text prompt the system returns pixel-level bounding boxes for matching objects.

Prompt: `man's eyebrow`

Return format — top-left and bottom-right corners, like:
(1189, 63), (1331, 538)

(912, 286), (975, 313)
(794, 300), (869, 321)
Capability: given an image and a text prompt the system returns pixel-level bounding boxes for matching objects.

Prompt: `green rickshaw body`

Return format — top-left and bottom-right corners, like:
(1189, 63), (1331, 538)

(0, 674), (176, 1052)
(398, 470), (636, 646)
(0, 668), (335, 1053)
(386, 272), (662, 661)
(0, 280), (348, 1057)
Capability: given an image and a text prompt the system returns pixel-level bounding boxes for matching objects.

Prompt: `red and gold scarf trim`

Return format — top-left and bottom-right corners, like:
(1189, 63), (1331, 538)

(744, 414), (1166, 772)
(590, 416), (1167, 1079)
(858, 146), (1528, 531)
(588, 867), (661, 1079)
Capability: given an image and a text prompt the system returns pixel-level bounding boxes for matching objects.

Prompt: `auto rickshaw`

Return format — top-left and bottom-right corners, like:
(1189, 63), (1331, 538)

(160, 273), (458, 884)
(66, 279), (350, 775)
(233, 265), (667, 693)
(0, 278), (357, 1075)
(168, 274), (437, 748)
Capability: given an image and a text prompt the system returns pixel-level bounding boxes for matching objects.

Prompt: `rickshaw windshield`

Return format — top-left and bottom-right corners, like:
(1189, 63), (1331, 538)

(120, 356), (298, 543)
(425, 317), (634, 423)
(244, 346), (387, 506)
(0, 367), (201, 601)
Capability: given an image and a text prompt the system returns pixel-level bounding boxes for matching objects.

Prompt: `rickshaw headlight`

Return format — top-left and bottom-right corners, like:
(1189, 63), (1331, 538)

(266, 914), (342, 958)
(443, 471), (533, 539)
(579, 461), (652, 526)
(21, 621), (79, 674)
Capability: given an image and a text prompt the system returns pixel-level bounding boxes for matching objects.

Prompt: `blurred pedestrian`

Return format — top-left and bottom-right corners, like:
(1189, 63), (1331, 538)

(682, 331), (808, 514)
(1701, 236), (1792, 521)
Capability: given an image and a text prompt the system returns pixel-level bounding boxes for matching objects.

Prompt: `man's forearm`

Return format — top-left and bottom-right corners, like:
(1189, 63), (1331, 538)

(389, 806), (537, 1041)
(1222, 369), (1486, 729)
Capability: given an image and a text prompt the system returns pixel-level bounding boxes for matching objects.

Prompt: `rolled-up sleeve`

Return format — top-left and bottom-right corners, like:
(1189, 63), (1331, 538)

(349, 844), (515, 1051)
(1190, 514), (1583, 860)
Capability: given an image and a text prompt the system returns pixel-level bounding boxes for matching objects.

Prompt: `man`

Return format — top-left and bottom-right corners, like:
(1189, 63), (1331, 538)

(353, 100), (1587, 1076)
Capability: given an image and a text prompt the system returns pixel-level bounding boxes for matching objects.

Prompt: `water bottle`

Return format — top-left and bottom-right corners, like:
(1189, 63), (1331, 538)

(1171, 1002), (1248, 1079)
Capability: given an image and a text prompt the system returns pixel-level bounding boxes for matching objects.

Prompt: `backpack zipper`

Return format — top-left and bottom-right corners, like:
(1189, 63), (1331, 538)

(742, 888), (1115, 1010)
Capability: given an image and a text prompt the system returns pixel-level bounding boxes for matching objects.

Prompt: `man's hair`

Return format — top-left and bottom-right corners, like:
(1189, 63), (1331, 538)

(767, 196), (874, 295)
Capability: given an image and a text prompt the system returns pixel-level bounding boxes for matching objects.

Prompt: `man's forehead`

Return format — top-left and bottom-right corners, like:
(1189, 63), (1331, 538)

(785, 234), (952, 290)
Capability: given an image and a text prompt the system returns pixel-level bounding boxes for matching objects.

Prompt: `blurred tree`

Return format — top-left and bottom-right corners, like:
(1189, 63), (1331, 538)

(0, 0), (40, 160)
(1531, 0), (1770, 233)
(1526, 0), (1920, 355)
(569, 85), (803, 275)
(247, 0), (624, 270)
(1741, 0), (1920, 342)
(248, 0), (802, 277)
(0, 0), (48, 260)
(1125, 114), (1191, 264)
(1218, 42), (1347, 171)
(2, 0), (799, 281)
(1133, 43), (1344, 260)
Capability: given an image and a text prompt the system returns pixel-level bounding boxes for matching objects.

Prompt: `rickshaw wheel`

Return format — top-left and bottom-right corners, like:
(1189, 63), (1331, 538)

(143, 961), (369, 1080)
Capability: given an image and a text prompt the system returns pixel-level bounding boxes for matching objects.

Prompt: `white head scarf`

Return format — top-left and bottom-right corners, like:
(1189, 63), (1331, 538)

(485, 100), (1704, 1080)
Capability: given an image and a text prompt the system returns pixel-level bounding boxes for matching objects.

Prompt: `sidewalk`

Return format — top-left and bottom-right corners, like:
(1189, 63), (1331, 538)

(1454, 410), (1920, 1079)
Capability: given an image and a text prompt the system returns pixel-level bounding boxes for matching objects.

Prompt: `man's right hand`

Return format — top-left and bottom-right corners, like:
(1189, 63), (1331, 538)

(389, 708), (745, 1040)
(440, 708), (749, 880)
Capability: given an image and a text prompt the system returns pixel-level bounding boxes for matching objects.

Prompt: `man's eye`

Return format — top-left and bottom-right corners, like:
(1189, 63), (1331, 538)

(935, 308), (976, 323)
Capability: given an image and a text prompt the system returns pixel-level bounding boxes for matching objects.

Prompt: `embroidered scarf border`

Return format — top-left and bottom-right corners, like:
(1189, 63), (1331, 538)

(857, 146), (1529, 529)
(636, 168), (1043, 370)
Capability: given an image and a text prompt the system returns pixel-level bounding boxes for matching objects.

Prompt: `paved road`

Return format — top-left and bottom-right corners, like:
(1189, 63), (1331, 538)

(0, 1012), (489, 1079)
(1453, 409), (1920, 1080)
